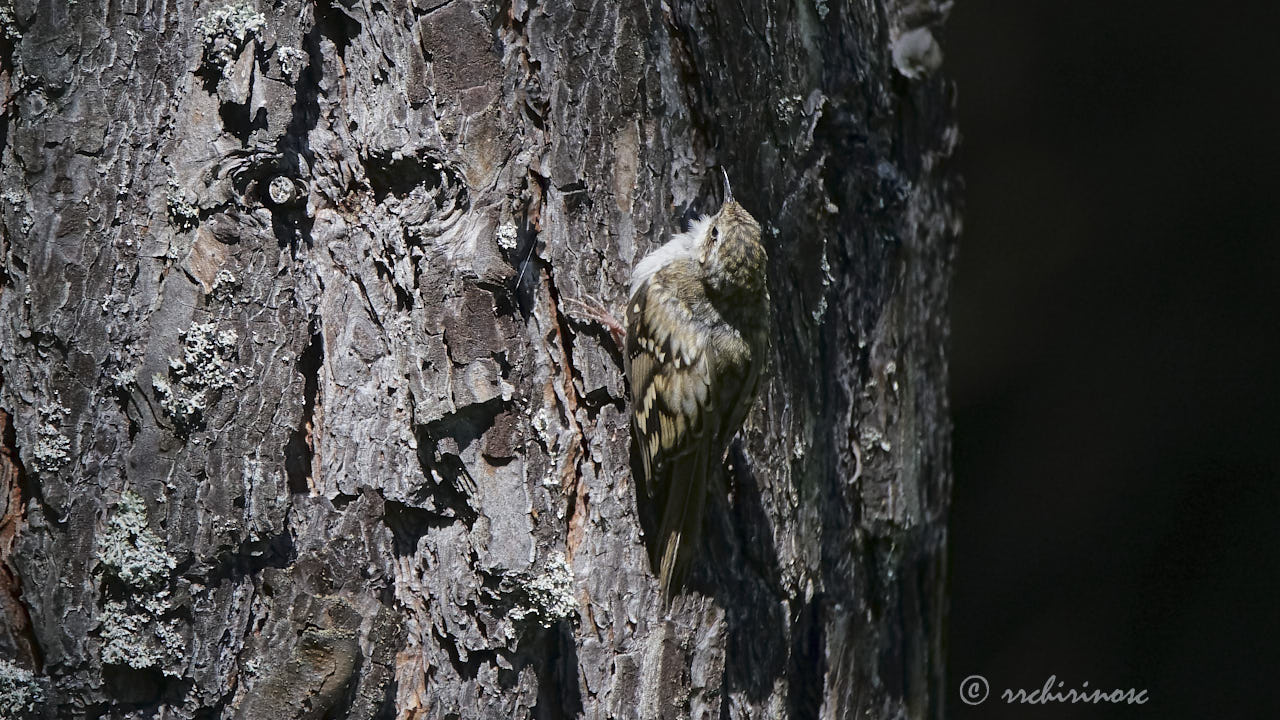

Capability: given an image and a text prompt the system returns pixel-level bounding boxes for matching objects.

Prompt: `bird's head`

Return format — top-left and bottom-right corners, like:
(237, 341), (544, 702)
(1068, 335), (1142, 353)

(699, 172), (766, 299)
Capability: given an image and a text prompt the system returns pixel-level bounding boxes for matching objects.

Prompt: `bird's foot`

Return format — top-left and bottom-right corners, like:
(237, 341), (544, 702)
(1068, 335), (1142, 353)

(562, 295), (625, 350)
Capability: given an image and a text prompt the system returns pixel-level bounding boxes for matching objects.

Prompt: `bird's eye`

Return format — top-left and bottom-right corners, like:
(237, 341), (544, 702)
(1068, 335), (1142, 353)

(710, 227), (719, 241)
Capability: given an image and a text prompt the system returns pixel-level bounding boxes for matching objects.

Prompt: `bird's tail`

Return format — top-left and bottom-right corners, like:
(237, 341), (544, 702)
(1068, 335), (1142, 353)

(656, 444), (709, 606)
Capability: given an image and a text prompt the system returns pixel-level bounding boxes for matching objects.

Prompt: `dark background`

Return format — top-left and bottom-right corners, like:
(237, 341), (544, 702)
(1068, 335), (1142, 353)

(945, 1), (1280, 718)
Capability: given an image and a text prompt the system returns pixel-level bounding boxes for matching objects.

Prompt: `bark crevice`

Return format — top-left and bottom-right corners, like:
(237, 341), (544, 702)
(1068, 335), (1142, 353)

(0, 408), (42, 672)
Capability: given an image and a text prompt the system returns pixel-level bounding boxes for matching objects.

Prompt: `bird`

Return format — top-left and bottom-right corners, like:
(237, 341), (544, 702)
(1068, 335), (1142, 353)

(625, 171), (770, 605)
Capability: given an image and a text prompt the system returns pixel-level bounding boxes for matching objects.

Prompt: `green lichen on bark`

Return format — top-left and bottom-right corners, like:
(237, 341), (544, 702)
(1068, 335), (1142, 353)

(198, 2), (267, 72)
(94, 493), (184, 674)
(96, 491), (176, 589)
(0, 659), (44, 720)
(152, 322), (245, 431)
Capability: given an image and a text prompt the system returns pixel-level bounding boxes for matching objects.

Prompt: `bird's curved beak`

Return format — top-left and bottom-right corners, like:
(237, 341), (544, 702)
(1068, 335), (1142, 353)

(721, 168), (734, 204)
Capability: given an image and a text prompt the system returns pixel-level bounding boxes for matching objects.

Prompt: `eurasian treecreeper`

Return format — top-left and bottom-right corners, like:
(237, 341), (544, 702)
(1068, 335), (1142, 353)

(625, 171), (770, 605)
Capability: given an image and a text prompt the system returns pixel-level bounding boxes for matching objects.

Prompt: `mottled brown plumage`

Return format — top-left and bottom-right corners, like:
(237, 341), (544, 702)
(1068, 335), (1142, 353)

(625, 178), (770, 605)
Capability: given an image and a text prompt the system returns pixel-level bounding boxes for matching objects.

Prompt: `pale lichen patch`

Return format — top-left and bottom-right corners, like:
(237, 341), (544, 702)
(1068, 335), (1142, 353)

(166, 180), (200, 231)
(211, 269), (240, 302)
(98, 598), (185, 675)
(275, 45), (307, 78)
(496, 222), (519, 251)
(152, 322), (245, 430)
(95, 494), (184, 674)
(97, 491), (176, 589)
(0, 659), (43, 718)
(199, 2), (267, 73)
(507, 553), (577, 628)
(31, 402), (71, 473)
(0, 4), (20, 42)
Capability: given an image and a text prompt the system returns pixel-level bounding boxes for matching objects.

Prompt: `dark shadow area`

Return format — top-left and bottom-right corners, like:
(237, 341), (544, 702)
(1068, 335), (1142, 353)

(946, 2), (1280, 718)
(285, 321), (323, 494)
(698, 444), (788, 703)
(413, 396), (506, 521)
(363, 150), (457, 205)
(186, 529), (297, 588)
(531, 623), (584, 720)
(101, 665), (182, 709)
(382, 498), (453, 556)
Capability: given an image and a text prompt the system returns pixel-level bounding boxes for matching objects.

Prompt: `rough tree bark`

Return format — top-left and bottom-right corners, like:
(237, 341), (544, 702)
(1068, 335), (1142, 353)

(0, 0), (958, 717)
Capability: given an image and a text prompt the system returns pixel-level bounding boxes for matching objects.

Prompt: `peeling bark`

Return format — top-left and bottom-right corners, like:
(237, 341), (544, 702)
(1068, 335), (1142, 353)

(0, 0), (958, 718)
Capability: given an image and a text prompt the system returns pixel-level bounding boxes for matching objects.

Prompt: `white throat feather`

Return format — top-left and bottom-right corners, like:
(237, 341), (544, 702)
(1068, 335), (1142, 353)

(628, 214), (713, 299)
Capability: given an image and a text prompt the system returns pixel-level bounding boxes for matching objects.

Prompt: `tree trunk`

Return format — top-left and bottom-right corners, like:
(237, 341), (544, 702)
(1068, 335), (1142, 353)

(0, 0), (958, 717)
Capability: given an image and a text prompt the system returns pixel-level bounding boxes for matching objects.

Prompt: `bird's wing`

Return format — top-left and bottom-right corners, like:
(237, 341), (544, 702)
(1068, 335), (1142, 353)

(625, 273), (716, 490)
(626, 271), (724, 602)
(625, 267), (764, 602)
(710, 319), (768, 456)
